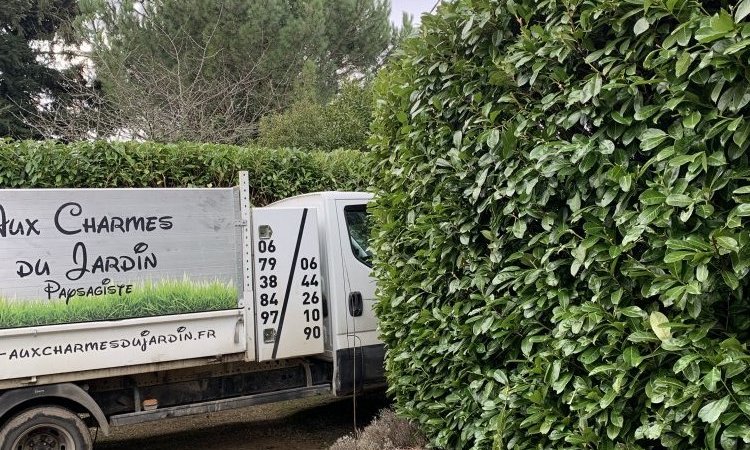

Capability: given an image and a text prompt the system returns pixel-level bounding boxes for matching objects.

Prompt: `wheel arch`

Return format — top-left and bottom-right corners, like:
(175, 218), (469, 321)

(0, 383), (109, 436)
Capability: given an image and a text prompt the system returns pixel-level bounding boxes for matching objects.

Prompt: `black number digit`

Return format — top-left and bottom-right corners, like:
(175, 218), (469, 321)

(261, 310), (279, 325)
(258, 240), (276, 254)
(304, 326), (321, 340)
(260, 293), (278, 306)
(259, 275), (278, 289)
(300, 257), (318, 270)
(302, 291), (319, 305)
(259, 257), (276, 271)
(304, 309), (320, 322)
(301, 274), (319, 287)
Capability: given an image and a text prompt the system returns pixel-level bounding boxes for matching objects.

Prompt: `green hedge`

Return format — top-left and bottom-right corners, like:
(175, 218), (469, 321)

(0, 140), (371, 204)
(371, 1), (750, 449)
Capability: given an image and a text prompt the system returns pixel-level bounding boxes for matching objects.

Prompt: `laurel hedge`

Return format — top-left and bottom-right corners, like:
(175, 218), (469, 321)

(0, 140), (370, 204)
(370, 1), (750, 449)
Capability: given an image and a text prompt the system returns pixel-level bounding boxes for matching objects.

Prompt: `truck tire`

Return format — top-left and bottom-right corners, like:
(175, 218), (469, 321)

(0, 406), (92, 450)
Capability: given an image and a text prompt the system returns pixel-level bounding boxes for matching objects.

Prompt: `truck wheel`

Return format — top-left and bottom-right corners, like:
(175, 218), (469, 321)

(0, 406), (92, 450)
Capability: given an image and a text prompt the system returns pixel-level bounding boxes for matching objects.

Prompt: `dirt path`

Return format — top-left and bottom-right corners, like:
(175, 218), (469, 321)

(94, 392), (389, 450)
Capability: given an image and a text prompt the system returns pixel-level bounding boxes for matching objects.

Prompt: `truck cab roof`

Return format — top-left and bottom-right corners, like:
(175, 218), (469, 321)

(269, 191), (373, 207)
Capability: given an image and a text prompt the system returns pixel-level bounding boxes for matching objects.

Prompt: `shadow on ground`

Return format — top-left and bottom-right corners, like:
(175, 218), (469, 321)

(95, 391), (390, 450)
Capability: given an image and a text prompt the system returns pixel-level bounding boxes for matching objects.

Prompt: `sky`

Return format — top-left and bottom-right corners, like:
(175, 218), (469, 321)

(390, 0), (438, 25)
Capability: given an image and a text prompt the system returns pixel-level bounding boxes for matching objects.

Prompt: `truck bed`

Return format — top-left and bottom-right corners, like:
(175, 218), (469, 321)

(0, 309), (247, 389)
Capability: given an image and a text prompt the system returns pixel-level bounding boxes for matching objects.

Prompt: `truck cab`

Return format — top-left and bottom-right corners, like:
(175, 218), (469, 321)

(270, 192), (383, 395)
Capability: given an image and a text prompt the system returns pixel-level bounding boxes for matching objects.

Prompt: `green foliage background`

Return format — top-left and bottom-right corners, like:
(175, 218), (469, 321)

(370, 0), (750, 448)
(0, 140), (371, 205)
(258, 81), (374, 151)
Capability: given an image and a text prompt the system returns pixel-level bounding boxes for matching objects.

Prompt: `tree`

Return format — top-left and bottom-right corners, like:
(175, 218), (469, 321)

(0, 0), (78, 138)
(257, 63), (374, 151)
(60, 0), (397, 143)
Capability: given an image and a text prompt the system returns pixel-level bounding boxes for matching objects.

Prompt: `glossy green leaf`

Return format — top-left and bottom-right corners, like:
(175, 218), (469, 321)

(635, 105), (660, 121)
(666, 193), (693, 207)
(675, 52), (692, 77)
(716, 236), (739, 252)
(487, 129), (500, 148)
(650, 311), (672, 341)
(623, 346), (643, 367)
(698, 396), (730, 423)
(703, 367), (721, 392)
(683, 111), (702, 129)
(634, 17), (650, 35)
(737, 0), (750, 22)
(641, 135), (669, 152)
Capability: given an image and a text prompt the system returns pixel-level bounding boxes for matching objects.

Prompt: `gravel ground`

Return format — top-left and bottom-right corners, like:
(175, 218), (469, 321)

(94, 391), (389, 450)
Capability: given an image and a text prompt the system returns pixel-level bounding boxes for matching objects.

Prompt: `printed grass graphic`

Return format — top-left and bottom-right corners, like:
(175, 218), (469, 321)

(0, 280), (238, 329)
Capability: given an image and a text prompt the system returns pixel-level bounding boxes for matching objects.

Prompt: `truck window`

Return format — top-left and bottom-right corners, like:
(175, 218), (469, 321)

(344, 204), (372, 267)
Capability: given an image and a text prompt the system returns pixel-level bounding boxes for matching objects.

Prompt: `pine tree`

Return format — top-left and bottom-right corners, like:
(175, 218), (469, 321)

(0, 0), (78, 138)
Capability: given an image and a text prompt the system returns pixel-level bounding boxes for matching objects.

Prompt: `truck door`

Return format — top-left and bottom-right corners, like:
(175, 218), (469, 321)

(334, 200), (384, 394)
(251, 207), (325, 361)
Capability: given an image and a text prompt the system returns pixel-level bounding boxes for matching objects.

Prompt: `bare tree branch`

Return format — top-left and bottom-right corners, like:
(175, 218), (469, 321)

(23, 1), (297, 143)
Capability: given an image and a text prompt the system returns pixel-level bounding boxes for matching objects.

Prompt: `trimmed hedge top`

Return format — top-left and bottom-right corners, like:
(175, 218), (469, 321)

(371, 0), (750, 449)
(0, 140), (371, 205)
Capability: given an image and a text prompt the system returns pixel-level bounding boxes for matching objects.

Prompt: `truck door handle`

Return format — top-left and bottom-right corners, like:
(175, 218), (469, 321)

(348, 291), (363, 317)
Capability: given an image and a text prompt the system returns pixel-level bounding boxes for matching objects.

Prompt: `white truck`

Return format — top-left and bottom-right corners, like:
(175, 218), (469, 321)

(0, 172), (382, 449)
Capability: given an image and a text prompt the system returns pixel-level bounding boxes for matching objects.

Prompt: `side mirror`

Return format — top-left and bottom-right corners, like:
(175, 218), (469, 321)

(348, 291), (363, 317)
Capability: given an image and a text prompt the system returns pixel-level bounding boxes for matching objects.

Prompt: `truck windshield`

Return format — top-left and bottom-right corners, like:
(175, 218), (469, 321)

(344, 205), (372, 267)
